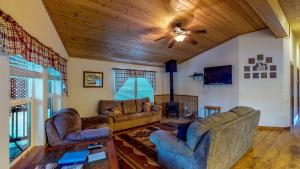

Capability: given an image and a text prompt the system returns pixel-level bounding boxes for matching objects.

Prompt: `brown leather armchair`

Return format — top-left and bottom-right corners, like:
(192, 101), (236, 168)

(45, 108), (112, 147)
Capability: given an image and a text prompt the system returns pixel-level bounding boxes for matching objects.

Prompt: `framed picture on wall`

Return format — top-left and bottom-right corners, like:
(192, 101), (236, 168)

(253, 73), (259, 79)
(270, 65), (277, 71)
(244, 73), (250, 79)
(83, 71), (104, 88)
(266, 57), (272, 63)
(248, 58), (255, 64)
(244, 66), (251, 72)
(257, 54), (264, 61)
(261, 72), (267, 78)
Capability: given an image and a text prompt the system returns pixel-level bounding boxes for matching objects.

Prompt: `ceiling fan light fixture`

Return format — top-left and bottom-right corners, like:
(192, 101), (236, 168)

(174, 34), (186, 42)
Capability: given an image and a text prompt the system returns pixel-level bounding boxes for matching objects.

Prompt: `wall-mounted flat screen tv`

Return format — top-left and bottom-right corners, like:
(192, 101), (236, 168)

(204, 65), (232, 85)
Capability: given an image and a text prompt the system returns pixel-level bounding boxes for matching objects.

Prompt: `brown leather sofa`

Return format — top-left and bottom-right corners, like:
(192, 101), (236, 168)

(45, 108), (112, 147)
(98, 97), (161, 132)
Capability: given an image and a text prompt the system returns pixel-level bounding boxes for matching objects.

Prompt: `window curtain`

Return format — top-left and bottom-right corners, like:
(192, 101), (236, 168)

(0, 9), (68, 94)
(113, 68), (157, 93)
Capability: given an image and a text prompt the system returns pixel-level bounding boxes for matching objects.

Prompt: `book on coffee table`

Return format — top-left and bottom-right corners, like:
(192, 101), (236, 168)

(88, 151), (106, 162)
(61, 164), (83, 169)
(58, 150), (89, 166)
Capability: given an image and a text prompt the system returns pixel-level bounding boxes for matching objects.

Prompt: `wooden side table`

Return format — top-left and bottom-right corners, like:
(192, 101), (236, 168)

(204, 105), (221, 118)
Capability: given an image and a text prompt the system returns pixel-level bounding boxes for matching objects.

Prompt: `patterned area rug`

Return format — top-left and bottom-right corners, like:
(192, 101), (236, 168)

(114, 123), (179, 169)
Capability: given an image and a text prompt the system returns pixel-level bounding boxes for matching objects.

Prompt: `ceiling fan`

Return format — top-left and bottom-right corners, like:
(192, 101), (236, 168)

(155, 23), (207, 48)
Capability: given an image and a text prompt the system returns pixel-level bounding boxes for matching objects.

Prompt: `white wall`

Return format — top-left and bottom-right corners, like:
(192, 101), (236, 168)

(175, 38), (239, 117)
(238, 30), (290, 127)
(0, 0), (68, 59)
(175, 29), (295, 127)
(68, 58), (168, 117)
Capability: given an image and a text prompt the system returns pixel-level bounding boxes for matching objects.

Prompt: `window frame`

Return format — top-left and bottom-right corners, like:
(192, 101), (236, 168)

(47, 68), (63, 117)
(9, 58), (39, 163)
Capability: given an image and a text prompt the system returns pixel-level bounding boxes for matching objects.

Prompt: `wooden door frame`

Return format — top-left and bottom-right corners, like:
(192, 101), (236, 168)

(297, 68), (300, 117)
(291, 62), (294, 127)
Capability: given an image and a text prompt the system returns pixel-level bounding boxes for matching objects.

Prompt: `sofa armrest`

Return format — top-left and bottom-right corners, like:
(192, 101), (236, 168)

(81, 115), (108, 129)
(150, 130), (193, 156)
(151, 104), (162, 117)
(108, 115), (114, 124)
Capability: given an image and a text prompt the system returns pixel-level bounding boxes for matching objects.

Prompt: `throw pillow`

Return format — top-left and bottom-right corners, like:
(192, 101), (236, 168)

(122, 100), (137, 114)
(136, 99), (143, 112)
(143, 102), (151, 112)
(177, 121), (193, 141)
(111, 107), (122, 117)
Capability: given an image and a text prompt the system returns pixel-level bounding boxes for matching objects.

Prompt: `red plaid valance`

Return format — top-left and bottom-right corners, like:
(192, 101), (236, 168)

(0, 9), (68, 94)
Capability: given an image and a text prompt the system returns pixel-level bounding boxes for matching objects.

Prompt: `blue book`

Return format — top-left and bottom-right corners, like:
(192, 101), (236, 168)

(58, 150), (89, 166)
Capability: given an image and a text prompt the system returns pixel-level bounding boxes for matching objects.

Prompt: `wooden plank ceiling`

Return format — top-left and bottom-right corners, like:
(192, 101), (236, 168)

(279, 0), (300, 43)
(43, 0), (266, 66)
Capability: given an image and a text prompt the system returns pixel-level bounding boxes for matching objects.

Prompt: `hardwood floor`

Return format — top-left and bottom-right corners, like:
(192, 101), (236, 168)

(232, 128), (300, 169)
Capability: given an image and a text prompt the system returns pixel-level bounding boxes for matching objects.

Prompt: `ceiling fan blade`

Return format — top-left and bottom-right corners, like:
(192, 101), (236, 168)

(168, 39), (175, 48)
(187, 37), (198, 45)
(155, 34), (171, 41)
(188, 29), (207, 34)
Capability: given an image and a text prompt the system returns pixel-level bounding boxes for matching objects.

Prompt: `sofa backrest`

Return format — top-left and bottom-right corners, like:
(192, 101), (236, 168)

(45, 118), (62, 146)
(194, 107), (260, 169)
(98, 100), (122, 115)
(53, 108), (82, 139)
(186, 111), (238, 150)
(98, 97), (150, 115)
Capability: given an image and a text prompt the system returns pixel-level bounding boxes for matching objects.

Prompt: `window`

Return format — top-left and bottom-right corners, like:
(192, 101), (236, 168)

(113, 69), (156, 102)
(9, 55), (42, 162)
(47, 68), (62, 117)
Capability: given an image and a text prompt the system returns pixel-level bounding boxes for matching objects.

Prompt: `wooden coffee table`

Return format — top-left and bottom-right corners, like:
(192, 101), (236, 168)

(12, 139), (119, 169)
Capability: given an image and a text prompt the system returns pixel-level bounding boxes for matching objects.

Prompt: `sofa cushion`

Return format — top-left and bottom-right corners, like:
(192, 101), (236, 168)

(111, 106), (122, 117)
(114, 113), (146, 122)
(143, 102), (151, 112)
(136, 97), (150, 112)
(98, 100), (122, 115)
(65, 127), (112, 141)
(145, 111), (158, 117)
(230, 106), (255, 117)
(186, 111), (238, 150)
(54, 108), (82, 139)
(122, 100), (137, 114)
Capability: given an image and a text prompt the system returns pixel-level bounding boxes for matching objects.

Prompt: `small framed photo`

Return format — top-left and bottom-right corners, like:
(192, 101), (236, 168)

(244, 66), (251, 72)
(270, 72), (277, 78)
(257, 54), (264, 61)
(270, 65), (277, 71)
(248, 58), (255, 64)
(253, 73), (259, 79)
(83, 71), (103, 88)
(261, 72), (267, 78)
(253, 66), (257, 71)
(266, 57), (272, 63)
(244, 73), (250, 79)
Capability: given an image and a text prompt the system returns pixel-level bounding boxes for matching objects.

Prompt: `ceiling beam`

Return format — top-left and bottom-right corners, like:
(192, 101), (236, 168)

(246, 0), (290, 38)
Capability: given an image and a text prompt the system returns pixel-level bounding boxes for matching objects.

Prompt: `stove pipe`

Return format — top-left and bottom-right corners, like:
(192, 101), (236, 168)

(165, 60), (177, 101)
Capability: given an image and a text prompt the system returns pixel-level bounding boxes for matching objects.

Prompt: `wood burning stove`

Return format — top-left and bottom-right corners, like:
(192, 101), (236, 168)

(165, 60), (179, 118)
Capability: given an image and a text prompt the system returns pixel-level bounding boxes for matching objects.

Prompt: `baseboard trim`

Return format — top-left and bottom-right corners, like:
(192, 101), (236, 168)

(257, 126), (290, 130)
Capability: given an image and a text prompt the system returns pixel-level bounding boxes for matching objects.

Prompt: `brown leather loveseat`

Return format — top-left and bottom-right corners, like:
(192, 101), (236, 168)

(98, 97), (161, 131)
